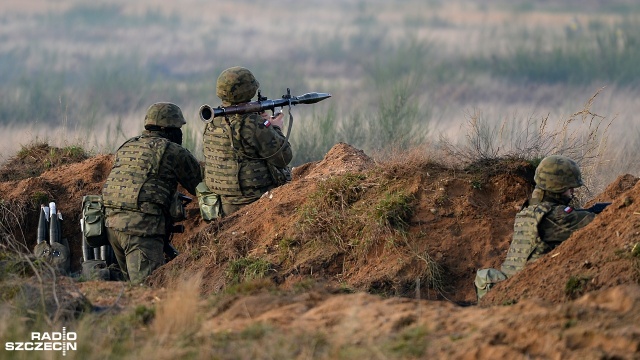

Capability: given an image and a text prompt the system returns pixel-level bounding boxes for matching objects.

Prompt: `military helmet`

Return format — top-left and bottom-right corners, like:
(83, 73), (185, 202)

(534, 155), (583, 193)
(144, 102), (186, 129)
(216, 66), (260, 104)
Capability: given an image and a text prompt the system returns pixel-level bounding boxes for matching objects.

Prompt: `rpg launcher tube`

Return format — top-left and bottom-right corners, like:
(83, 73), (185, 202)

(199, 92), (332, 123)
(49, 202), (61, 244)
(37, 205), (49, 244)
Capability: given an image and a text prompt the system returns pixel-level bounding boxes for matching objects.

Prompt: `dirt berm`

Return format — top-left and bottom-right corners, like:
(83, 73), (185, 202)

(1, 142), (640, 358)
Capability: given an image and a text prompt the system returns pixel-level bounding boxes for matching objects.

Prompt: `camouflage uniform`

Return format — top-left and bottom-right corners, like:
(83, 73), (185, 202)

(203, 67), (292, 216)
(501, 155), (595, 277)
(102, 103), (202, 284)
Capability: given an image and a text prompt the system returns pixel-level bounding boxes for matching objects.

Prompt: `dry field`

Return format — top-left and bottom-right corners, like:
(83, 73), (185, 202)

(0, 0), (638, 184)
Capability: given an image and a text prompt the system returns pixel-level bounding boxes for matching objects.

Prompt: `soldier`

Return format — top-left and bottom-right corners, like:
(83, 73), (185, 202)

(500, 155), (595, 277)
(102, 102), (202, 284)
(201, 66), (293, 217)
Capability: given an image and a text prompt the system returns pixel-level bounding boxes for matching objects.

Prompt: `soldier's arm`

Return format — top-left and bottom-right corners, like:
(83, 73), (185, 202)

(539, 206), (595, 247)
(170, 144), (203, 196)
(243, 113), (293, 168)
(561, 208), (596, 230)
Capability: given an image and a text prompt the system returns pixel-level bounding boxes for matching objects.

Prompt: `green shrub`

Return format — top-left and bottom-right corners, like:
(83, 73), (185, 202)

(565, 275), (591, 299)
(227, 257), (273, 284)
(375, 191), (415, 229)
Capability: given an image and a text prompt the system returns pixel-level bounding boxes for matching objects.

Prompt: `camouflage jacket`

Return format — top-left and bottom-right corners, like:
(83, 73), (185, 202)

(203, 112), (292, 203)
(501, 193), (595, 277)
(103, 131), (202, 236)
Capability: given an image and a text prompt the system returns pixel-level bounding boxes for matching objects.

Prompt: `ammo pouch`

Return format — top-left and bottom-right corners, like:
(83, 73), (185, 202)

(474, 268), (508, 302)
(81, 195), (109, 248)
(196, 182), (221, 221)
(169, 192), (187, 222)
(267, 163), (292, 187)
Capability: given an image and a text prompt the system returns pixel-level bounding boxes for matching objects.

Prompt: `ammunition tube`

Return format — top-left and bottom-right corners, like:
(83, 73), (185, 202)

(82, 236), (93, 262)
(37, 205), (48, 244)
(48, 202), (61, 244)
(100, 245), (108, 261)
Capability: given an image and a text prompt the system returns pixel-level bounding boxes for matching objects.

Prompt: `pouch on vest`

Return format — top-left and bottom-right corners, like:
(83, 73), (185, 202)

(267, 163), (292, 186)
(474, 268), (508, 302)
(81, 195), (109, 248)
(196, 182), (221, 221)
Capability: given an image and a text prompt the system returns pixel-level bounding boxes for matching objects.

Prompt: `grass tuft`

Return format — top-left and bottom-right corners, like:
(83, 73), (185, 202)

(565, 275), (591, 299)
(227, 257), (273, 285)
(374, 191), (415, 229)
(0, 141), (89, 181)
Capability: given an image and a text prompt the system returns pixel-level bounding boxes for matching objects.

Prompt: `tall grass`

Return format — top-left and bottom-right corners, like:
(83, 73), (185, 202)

(482, 18), (640, 85)
(290, 106), (339, 165)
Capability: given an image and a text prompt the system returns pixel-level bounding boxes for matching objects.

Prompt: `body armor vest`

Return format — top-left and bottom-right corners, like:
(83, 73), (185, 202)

(102, 135), (173, 213)
(203, 116), (274, 197)
(501, 202), (554, 277)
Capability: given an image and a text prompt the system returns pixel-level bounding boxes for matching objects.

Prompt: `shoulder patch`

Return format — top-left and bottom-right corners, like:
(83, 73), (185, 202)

(564, 206), (573, 213)
(263, 119), (271, 127)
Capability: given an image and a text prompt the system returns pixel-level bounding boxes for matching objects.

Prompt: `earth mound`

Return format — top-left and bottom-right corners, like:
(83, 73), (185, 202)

(0, 142), (90, 182)
(147, 143), (537, 304)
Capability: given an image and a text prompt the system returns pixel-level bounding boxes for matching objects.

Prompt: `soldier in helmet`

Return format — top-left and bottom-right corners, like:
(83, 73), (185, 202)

(102, 102), (202, 284)
(500, 155), (595, 277)
(201, 66), (293, 217)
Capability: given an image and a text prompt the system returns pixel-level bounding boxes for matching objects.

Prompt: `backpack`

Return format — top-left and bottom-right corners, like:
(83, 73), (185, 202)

(474, 268), (508, 302)
(81, 195), (109, 247)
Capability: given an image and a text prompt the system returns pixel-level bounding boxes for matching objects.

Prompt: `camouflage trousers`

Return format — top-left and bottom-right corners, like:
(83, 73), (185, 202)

(106, 228), (164, 285)
(220, 194), (260, 216)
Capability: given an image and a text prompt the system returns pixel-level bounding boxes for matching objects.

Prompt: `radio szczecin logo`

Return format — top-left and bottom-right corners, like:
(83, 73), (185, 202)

(5, 327), (77, 356)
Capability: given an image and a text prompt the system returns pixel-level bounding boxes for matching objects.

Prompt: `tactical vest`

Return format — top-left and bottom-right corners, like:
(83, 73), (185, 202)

(501, 202), (554, 277)
(102, 135), (173, 213)
(203, 115), (273, 197)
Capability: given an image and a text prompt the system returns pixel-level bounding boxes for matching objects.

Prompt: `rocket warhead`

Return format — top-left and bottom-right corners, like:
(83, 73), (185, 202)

(37, 205), (48, 244)
(294, 92), (332, 104)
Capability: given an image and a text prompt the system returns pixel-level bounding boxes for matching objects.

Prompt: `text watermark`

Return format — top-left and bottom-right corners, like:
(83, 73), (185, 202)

(5, 328), (77, 356)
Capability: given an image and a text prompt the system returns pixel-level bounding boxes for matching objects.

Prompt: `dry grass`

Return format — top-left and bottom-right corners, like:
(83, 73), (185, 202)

(439, 88), (614, 203)
(0, 199), (30, 254)
(0, 141), (89, 181)
(146, 272), (203, 354)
